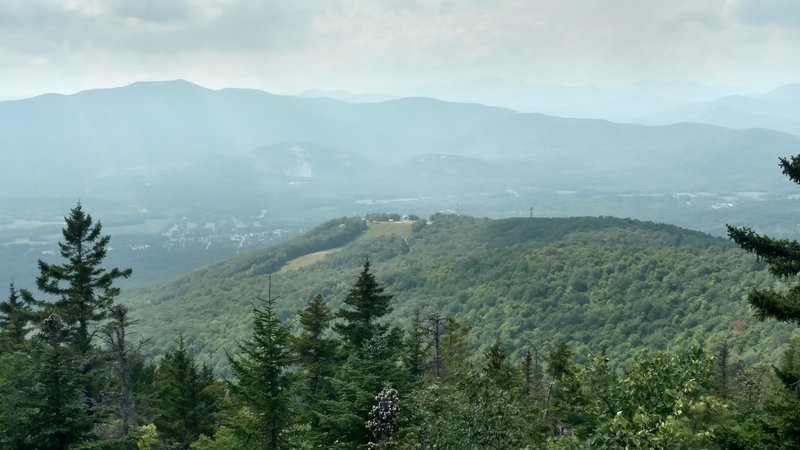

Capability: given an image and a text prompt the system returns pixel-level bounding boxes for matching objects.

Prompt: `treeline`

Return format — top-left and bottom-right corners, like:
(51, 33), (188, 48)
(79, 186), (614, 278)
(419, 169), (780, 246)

(2, 204), (800, 449)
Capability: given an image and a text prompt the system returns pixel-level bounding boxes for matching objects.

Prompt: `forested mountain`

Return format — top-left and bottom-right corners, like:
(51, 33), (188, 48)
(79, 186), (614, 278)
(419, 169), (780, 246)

(124, 214), (792, 373)
(5, 80), (800, 292)
(2, 79), (798, 195)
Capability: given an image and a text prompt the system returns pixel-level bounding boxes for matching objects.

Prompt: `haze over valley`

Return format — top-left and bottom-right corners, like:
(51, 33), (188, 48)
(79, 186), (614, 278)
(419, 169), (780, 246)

(4, 79), (800, 286)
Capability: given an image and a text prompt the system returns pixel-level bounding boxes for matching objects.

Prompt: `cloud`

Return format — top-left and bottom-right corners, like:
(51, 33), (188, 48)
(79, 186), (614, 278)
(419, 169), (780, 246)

(112, 0), (193, 24)
(0, 0), (798, 97)
(731, 0), (800, 27)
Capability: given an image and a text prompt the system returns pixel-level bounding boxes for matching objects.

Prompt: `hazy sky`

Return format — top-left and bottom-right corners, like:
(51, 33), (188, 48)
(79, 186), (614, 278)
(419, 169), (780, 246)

(1, 0), (799, 98)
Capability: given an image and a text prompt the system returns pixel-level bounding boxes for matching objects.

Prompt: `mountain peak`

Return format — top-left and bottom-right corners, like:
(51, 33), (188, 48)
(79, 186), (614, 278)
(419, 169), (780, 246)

(123, 79), (208, 91)
(762, 83), (800, 101)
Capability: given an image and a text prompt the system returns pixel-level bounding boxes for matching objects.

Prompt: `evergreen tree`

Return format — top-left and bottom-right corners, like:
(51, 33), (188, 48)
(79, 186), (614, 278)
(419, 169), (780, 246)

(483, 339), (514, 389)
(441, 317), (470, 383)
(426, 311), (445, 380)
(227, 280), (294, 449)
(334, 259), (392, 351)
(102, 304), (144, 437)
(547, 340), (574, 381)
(402, 311), (429, 385)
(26, 314), (94, 449)
(36, 202), (132, 354)
(728, 154), (800, 445)
(155, 335), (219, 449)
(727, 155), (800, 323)
(0, 282), (37, 348)
(292, 294), (339, 436)
(294, 294), (338, 399)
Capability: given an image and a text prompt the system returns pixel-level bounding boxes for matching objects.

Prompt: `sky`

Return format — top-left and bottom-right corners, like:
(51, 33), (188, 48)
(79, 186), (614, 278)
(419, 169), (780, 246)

(0, 0), (799, 99)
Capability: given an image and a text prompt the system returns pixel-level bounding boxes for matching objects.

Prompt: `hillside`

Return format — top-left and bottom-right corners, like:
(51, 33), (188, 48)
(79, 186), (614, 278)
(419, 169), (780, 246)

(5, 80), (800, 291)
(123, 214), (792, 373)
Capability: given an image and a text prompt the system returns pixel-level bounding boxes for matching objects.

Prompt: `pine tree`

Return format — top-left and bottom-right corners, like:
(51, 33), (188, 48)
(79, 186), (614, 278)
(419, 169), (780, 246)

(227, 279), (294, 449)
(293, 294), (339, 435)
(155, 335), (219, 449)
(294, 294), (338, 399)
(334, 259), (392, 351)
(483, 339), (514, 389)
(36, 203), (132, 354)
(727, 155), (800, 446)
(403, 311), (429, 385)
(727, 155), (800, 323)
(26, 314), (93, 449)
(0, 282), (37, 348)
(441, 317), (470, 383)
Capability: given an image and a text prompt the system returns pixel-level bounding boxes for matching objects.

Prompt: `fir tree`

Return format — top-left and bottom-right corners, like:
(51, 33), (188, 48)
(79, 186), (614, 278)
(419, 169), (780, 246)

(155, 335), (219, 449)
(293, 294), (339, 436)
(727, 155), (800, 324)
(294, 294), (338, 399)
(0, 282), (37, 348)
(36, 203), (132, 354)
(334, 259), (392, 351)
(727, 154), (800, 445)
(26, 314), (93, 449)
(227, 279), (294, 449)
(483, 339), (514, 389)
(403, 311), (429, 385)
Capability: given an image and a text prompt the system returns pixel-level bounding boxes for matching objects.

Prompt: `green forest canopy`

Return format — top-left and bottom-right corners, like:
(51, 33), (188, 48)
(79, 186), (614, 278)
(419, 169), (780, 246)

(124, 214), (794, 373)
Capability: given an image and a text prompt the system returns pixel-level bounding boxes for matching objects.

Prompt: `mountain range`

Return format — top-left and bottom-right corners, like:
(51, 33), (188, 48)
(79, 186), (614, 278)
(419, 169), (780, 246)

(3, 80), (800, 289)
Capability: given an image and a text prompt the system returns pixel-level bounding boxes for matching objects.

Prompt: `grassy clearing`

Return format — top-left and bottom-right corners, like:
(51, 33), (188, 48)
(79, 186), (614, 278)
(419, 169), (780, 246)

(280, 220), (415, 272)
(362, 220), (414, 241)
(280, 248), (342, 272)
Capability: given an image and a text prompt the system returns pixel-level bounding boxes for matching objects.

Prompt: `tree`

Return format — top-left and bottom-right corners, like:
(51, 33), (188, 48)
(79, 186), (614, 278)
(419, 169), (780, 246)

(292, 294), (339, 434)
(36, 202), (132, 354)
(403, 311), (429, 385)
(334, 259), (392, 351)
(483, 339), (514, 389)
(441, 317), (470, 383)
(102, 304), (145, 437)
(727, 155), (800, 323)
(155, 335), (220, 449)
(728, 155), (800, 446)
(294, 294), (338, 397)
(227, 279), (294, 449)
(0, 282), (37, 348)
(25, 314), (94, 449)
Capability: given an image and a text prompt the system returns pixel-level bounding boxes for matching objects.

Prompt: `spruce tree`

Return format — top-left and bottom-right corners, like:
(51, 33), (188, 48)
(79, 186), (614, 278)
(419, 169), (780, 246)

(483, 339), (514, 389)
(0, 282), (37, 348)
(728, 154), (800, 446)
(403, 311), (429, 385)
(293, 294), (339, 435)
(321, 262), (404, 447)
(36, 203), (132, 354)
(155, 335), (219, 449)
(727, 155), (800, 323)
(334, 259), (392, 350)
(294, 294), (338, 399)
(26, 314), (93, 449)
(227, 279), (294, 449)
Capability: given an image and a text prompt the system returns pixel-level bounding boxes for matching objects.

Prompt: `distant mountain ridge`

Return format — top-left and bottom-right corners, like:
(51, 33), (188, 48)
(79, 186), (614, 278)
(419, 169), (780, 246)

(2, 79), (798, 198)
(638, 84), (800, 136)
